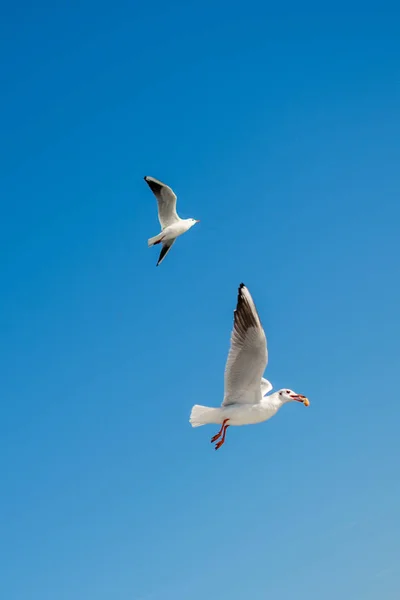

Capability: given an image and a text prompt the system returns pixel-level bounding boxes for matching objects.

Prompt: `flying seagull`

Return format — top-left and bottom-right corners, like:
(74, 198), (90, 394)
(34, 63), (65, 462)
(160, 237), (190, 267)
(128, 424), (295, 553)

(190, 284), (310, 449)
(144, 176), (200, 266)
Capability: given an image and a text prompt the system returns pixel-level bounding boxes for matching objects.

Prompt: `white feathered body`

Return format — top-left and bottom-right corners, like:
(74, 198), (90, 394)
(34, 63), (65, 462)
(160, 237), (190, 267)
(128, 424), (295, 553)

(148, 219), (195, 247)
(190, 392), (283, 427)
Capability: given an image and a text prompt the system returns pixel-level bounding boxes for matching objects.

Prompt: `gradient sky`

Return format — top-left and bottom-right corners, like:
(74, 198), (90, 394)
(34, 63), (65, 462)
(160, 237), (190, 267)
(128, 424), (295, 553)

(1, 2), (400, 599)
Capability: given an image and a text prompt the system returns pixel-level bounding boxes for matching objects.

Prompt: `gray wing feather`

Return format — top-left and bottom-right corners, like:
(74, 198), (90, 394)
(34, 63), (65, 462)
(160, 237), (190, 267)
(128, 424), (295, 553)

(144, 176), (180, 229)
(222, 284), (268, 406)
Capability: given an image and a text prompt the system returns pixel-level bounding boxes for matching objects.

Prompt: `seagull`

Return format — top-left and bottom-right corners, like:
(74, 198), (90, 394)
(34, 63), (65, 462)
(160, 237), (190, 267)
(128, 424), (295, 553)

(189, 283), (310, 450)
(144, 176), (200, 266)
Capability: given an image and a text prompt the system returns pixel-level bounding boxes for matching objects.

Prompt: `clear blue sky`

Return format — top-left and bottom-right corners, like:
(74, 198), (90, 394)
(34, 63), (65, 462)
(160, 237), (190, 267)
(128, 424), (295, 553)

(1, 2), (399, 599)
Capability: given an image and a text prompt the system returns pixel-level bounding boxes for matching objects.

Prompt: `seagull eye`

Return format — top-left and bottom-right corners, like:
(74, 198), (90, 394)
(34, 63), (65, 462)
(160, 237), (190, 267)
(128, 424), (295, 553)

(286, 390), (290, 393)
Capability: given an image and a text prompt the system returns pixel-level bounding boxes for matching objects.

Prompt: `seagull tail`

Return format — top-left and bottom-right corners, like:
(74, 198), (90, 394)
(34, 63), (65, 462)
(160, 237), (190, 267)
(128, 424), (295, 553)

(148, 232), (165, 247)
(189, 405), (223, 427)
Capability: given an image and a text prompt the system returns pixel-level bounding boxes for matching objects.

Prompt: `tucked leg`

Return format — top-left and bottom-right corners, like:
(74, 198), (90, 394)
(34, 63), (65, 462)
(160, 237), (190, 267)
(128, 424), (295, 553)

(211, 419), (229, 444)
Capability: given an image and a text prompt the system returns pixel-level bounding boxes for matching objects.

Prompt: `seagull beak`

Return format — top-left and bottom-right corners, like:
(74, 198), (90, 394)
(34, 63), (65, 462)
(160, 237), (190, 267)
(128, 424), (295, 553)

(291, 394), (310, 406)
(195, 220), (200, 223)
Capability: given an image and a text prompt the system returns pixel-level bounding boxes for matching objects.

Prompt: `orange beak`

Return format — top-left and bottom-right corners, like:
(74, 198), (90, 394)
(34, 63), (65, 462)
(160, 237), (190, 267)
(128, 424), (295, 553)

(291, 394), (310, 406)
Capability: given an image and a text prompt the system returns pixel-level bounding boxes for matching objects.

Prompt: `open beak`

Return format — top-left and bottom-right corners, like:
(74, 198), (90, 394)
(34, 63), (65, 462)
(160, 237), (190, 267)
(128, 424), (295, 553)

(291, 394), (310, 407)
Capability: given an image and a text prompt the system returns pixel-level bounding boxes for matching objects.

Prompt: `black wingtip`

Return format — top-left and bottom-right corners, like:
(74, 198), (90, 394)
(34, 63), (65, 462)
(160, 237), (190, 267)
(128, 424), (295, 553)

(237, 283), (246, 303)
(234, 283), (259, 331)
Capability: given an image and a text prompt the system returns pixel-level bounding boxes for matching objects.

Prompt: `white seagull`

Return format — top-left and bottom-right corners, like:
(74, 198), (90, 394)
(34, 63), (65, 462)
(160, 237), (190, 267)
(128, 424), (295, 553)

(190, 283), (310, 450)
(144, 176), (200, 266)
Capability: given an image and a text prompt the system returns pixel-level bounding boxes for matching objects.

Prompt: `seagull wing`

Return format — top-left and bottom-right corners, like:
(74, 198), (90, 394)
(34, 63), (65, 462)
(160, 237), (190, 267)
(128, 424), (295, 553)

(156, 239), (176, 266)
(261, 378), (273, 396)
(222, 284), (268, 406)
(144, 176), (180, 229)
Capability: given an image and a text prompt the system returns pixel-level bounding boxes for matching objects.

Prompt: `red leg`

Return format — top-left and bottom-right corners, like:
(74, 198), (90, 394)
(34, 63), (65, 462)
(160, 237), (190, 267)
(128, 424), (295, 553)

(215, 423), (230, 450)
(211, 419), (229, 444)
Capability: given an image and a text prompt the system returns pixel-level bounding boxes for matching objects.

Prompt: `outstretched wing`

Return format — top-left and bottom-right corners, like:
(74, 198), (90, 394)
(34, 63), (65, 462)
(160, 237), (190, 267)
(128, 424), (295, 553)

(222, 284), (268, 406)
(261, 378), (273, 396)
(156, 240), (176, 266)
(144, 176), (180, 229)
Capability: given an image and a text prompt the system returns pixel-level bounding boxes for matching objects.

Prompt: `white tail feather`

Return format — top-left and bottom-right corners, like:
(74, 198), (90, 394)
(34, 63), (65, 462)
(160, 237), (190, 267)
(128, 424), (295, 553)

(147, 232), (164, 247)
(189, 405), (222, 427)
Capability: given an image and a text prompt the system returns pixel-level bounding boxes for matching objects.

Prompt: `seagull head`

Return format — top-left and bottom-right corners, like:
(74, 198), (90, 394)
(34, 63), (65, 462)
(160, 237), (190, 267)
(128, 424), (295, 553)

(278, 389), (310, 406)
(186, 218), (200, 228)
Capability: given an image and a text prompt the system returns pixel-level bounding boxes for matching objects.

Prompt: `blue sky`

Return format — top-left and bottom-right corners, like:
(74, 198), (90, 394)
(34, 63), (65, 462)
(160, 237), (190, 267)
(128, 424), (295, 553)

(1, 2), (400, 599)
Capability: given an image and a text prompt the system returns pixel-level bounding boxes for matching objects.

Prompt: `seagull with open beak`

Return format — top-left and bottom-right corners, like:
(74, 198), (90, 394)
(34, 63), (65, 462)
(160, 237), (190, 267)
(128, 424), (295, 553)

(189, 284), (310, 450)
